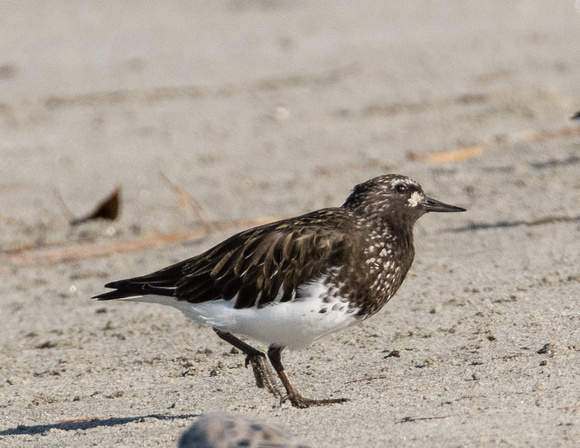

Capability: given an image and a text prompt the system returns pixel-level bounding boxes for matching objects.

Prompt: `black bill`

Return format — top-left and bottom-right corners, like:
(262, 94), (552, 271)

(422, 195), (466, 213)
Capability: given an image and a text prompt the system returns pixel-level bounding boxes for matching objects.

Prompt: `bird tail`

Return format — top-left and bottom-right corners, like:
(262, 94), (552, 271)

(91, 288), (148, 301)
(91, 259), (188, 301)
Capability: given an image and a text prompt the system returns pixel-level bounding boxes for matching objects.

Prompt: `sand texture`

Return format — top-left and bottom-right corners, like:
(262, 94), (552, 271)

(1, 1), (580, 446)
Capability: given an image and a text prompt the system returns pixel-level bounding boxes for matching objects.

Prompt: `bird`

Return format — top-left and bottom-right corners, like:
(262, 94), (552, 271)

(92, 174), (465, 408)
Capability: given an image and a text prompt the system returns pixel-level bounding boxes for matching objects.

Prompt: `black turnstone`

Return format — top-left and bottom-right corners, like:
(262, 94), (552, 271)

(92, 174), (465, 408)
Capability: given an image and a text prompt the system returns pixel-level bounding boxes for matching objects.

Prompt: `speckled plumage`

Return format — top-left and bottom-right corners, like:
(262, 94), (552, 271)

(93, 174), (465, 408)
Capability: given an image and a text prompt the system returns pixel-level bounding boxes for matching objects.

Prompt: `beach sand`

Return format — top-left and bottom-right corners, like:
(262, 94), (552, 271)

(1, 1), (580, 446)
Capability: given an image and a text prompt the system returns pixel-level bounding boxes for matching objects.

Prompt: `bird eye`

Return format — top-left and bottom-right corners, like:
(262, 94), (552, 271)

(396, 184), (408, 194)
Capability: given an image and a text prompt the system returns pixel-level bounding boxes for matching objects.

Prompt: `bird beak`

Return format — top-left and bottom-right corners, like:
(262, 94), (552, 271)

(422, 195), (466, 213)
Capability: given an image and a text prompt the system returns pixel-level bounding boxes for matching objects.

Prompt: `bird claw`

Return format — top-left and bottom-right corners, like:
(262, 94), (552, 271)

(245, 354), (282, 398)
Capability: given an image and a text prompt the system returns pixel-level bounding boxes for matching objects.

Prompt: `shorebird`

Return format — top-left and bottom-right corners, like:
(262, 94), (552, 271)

(93, 174), (465, 408)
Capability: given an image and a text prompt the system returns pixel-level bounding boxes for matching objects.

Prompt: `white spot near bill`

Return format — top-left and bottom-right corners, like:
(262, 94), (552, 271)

(408, 191), (423, 207)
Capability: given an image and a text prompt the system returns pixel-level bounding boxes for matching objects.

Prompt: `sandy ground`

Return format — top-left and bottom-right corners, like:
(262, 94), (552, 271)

(1, 1), (580, 446)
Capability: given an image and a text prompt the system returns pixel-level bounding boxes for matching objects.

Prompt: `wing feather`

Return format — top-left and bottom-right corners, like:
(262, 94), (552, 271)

(94, 208), (356, 308)
(176, 210), (354, 308)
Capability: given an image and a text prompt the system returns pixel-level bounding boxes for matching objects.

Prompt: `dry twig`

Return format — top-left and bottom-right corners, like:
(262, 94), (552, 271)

(0, 216), (278, 272)
(344, 375), (388, 384)
(57, 416), (112, 424)
(513, 126), (580, 143)
(158, 172), (211, 230)
(407, 146), (483, 163)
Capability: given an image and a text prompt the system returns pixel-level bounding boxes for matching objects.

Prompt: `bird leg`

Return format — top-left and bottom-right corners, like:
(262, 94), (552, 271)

(213, 329), (281, 398)
(267, 345), (349, 409)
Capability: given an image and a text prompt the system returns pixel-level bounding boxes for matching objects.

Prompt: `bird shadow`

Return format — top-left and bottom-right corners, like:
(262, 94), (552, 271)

(0, 413), (200, 437)
(448, 214), (580, 232)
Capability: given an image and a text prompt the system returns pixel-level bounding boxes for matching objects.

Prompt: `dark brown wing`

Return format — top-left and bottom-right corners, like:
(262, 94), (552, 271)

(93, 209), (355, 309)
(176, 209), (353, 308)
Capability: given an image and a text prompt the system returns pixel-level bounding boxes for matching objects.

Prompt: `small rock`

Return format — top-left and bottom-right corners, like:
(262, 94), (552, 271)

(36, 341), (57, 349)
(383, 350), (401, 359)
(534, 382), (547, 391)
(178, 413), (308, 448)
(540, 272), (561, 285)
(537, 343), (561, 355)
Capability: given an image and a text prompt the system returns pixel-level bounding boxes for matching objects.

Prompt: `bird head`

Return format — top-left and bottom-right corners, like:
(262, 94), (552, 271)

(343, 174), (466, 228)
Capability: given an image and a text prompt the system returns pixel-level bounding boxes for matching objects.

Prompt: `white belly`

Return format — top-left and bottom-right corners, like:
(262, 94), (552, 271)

(122, 280), (362, 350)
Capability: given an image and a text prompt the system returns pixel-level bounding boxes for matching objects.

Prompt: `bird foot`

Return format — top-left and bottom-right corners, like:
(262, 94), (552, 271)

(283, 393), (350, 409)
(245, 354), (282, 398)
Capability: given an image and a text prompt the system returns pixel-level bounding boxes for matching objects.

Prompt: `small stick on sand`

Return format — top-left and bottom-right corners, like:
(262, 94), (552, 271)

(407, 145), (483, 163)
(0, 216), (278, 272)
